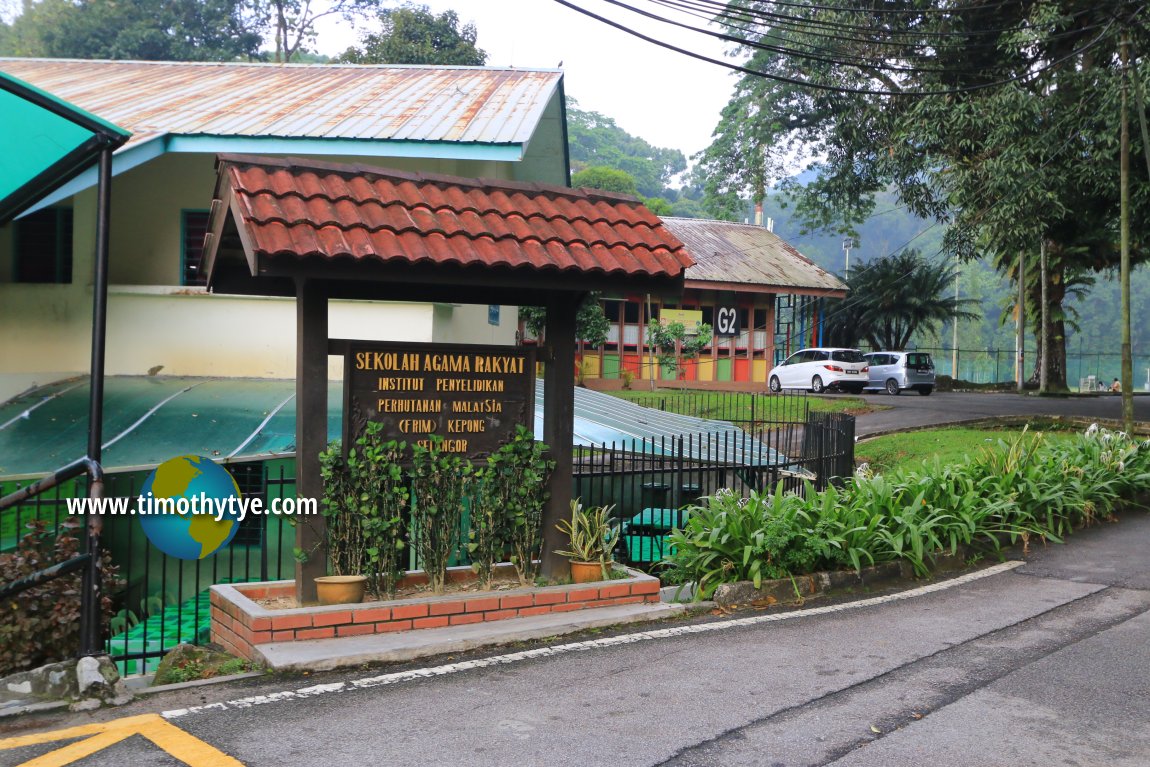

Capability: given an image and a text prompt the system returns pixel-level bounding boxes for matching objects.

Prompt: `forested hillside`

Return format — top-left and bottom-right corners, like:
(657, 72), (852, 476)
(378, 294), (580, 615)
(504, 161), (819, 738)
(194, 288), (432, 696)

(759, 191), (1150, 385)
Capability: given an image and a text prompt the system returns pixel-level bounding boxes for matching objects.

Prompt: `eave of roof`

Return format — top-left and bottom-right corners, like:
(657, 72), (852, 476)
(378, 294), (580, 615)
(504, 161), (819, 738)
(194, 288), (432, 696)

(0, 58), (561, 214)
(204, 155), (694, 299)
(662, 217), (847, 296)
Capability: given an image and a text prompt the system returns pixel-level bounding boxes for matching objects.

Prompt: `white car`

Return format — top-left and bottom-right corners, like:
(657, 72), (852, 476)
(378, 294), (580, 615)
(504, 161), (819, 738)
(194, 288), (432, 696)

(768, 347), (869, 394)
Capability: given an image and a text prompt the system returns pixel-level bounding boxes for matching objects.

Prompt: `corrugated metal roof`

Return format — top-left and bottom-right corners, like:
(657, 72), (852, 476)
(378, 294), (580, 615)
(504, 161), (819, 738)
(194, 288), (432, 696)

(0, 59), (562, 150)
(662, 217), (847, 295)
(0, 376), (791, 479)
(533, 381), (797, 469)
(210, 155), (694, 278)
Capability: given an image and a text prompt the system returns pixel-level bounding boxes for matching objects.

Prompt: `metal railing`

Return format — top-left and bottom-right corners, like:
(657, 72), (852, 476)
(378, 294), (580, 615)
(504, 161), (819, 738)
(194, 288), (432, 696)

(1, 461), (297, 676)
(0, 458), (105, 657)
(573, 410), (856, 570)
(0, 397), (854, 672)
(611, 388), (811, 438)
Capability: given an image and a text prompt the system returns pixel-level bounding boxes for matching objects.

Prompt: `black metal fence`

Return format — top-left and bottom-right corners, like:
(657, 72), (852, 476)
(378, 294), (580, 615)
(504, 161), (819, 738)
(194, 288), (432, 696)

(612, 388), (811, 438)
(1, 393), (854, 675)
(573, 410), (856, 570)
(0, 462), (297, 676)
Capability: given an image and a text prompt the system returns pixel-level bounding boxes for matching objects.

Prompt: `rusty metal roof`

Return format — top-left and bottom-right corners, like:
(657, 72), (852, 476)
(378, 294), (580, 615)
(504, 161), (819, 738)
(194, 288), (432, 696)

(0, 59), (562, 151)
(661, 217), (847, 296)
(208, 155), (694, 279)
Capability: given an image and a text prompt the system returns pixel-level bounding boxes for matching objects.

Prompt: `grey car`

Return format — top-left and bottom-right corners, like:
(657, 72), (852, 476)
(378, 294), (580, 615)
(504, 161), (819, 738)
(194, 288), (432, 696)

(864, 351), (936, 395)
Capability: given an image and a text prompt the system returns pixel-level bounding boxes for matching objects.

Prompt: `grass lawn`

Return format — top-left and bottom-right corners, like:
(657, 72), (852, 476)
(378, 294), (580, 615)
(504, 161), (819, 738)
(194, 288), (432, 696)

(607, 388), (871, 421)
(856, 426), (1078, 474)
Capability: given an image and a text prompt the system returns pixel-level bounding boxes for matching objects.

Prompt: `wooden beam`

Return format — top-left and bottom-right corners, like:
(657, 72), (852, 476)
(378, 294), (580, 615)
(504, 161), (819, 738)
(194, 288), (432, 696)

(258, 256), (685, 300)
(540, 293), (580, 580)
(295, 278), (328, 605)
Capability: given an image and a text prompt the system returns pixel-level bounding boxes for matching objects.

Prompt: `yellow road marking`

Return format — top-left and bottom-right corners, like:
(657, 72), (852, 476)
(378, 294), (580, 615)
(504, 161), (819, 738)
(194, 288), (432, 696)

(0, 713), (243, 766)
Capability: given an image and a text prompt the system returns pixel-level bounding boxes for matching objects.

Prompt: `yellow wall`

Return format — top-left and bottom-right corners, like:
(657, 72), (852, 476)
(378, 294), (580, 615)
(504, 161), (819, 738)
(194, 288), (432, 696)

(0, 144), (533, 402)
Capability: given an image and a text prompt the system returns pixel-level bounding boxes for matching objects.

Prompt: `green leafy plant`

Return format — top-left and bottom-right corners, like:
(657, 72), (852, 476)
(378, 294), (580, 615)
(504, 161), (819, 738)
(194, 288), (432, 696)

(410, 438), (470, 594)
(481, 426), (555, 586)
(664, 426), (1150, 598)
(646, 319), (713, 381)
(0, 519), (120, 676)
(555, 499), (621, 580)
(469, 431), (553, 589)
(318, 423), (409, 598)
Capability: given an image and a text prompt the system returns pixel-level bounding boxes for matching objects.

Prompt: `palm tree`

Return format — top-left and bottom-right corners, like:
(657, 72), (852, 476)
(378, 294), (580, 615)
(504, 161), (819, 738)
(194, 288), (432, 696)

(824, 250), (979, 351)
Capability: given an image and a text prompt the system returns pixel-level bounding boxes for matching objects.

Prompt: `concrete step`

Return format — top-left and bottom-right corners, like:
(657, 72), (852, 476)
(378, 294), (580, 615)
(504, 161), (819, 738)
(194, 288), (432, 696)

(256, 602), (688, 672)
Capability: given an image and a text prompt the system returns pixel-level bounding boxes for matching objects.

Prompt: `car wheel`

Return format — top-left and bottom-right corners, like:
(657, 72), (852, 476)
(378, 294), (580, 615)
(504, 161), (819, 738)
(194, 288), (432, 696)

(811, 375), (825, 394)
(918, 386), (934, 396)
(885, 379), (900, 396)
(769, 376), (782, 393)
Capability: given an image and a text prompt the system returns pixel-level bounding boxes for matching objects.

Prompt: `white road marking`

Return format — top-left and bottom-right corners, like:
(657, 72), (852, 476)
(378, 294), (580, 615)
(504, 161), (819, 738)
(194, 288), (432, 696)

(162, 561), (1024, 720)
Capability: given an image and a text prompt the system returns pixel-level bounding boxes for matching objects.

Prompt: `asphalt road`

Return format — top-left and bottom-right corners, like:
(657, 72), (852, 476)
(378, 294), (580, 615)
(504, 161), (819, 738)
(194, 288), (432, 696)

(6, 511), (1149, 766)
(851, 389), (1150, 436)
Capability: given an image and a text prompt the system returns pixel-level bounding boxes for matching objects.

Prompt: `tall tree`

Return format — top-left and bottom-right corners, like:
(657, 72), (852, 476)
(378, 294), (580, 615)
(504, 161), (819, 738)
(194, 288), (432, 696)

(337, 4), (485, 65)
(698, 1), (1150, 390)
(0, 0), (263, 60)
(258, 0), (381, 63)
(566, 97), (687, 198)
(571, 166), (638, 196)
(825, 250), (979, 351)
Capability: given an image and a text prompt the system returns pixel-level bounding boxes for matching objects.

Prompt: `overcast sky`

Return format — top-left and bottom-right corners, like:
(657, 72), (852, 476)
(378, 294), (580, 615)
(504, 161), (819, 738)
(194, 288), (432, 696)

(315, 0), (737, 161)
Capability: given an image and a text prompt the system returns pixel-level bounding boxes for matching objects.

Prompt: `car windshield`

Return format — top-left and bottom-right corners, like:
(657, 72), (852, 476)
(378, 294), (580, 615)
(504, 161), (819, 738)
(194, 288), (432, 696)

(831, 350), (866, 364)
(906, 353), (933, 368)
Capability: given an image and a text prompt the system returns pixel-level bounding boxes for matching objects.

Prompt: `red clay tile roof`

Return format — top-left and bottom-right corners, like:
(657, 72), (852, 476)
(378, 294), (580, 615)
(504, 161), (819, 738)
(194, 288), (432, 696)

(216, 155), (694, 278)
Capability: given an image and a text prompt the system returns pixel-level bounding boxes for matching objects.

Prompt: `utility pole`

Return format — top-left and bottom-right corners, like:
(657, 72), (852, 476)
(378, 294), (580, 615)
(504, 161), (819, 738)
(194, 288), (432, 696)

(1016, 251), (1025, 393)
(1039, 238), (1049, 394)
(842, 238), (854, 278)
(951, 266), (959, 379)
(1120, 32), (1134, 432)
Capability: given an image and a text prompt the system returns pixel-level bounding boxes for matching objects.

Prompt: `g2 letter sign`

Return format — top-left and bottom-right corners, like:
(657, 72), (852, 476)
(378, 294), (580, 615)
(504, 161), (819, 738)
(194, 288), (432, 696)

(714, 306), (739, 337)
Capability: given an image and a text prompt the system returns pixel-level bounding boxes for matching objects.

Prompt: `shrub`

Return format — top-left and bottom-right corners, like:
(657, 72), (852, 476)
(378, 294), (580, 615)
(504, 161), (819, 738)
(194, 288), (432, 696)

(665, 426), (1150, 597)
(318, 423), (409, 597)
(410, 440), (470, 594)
(476, 426), (554, 586)
(0, 520), (119, 676)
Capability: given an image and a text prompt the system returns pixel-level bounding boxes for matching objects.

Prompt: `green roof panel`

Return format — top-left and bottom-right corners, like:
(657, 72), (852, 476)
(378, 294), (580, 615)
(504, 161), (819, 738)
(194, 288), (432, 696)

(0, 70), (129, 224)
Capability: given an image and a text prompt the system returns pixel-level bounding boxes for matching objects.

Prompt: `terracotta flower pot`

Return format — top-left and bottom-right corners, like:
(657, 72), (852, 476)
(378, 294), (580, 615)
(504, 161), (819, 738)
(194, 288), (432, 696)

(314, 575), (368, 605)
(569, 560), (606, 584)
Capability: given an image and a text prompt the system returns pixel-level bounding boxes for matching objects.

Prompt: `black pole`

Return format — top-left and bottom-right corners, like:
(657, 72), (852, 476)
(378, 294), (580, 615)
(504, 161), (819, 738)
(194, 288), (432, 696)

(79, 147), (113, 657)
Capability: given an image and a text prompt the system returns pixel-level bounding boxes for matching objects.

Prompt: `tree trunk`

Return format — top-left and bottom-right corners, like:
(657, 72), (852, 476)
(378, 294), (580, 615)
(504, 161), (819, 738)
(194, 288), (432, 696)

(1028, 265), (1069, 390)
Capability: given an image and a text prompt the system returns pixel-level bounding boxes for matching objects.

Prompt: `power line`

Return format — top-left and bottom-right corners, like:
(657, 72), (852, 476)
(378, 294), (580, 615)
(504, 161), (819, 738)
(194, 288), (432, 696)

(549, 0), (1124, 96)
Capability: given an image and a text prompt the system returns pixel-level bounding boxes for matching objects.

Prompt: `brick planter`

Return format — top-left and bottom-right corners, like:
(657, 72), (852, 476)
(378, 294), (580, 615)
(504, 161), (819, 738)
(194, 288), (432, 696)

(210, 564), (660, 661)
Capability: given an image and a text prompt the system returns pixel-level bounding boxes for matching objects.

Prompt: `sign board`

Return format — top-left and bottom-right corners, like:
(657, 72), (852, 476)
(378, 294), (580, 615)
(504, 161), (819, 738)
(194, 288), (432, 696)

(342, 341), (536, 461)
(714, 306), (740, 337)
(660, 308), (704, 334)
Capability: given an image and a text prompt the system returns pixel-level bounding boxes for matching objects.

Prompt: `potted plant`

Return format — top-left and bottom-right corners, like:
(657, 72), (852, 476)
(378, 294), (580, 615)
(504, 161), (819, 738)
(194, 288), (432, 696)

(555, 499), (620, 583)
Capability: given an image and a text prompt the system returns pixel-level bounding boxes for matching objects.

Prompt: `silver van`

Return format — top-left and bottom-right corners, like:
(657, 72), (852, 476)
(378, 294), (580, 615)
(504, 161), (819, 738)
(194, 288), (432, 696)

(863, 351), (935, 395)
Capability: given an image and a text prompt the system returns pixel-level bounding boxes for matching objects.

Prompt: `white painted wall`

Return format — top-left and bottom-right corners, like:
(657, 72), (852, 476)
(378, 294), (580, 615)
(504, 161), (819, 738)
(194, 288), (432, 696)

(0, 125), (551, 403)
